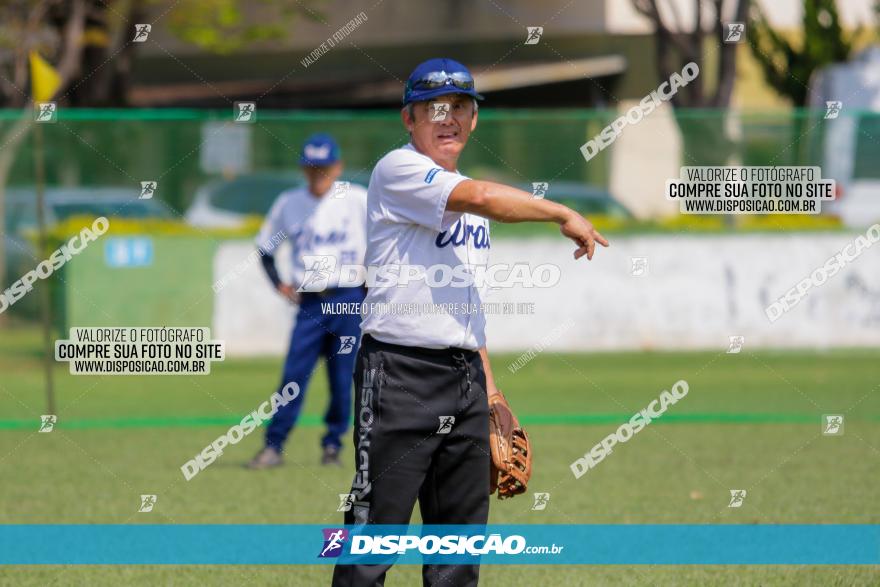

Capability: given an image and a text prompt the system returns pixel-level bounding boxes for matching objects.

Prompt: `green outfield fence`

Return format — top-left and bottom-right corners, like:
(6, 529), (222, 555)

(2, 107), (874, 212)
(1, 108), (875, 324)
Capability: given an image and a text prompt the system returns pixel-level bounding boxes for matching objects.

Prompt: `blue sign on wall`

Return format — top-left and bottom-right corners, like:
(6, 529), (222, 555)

(104, 238), (154, 268)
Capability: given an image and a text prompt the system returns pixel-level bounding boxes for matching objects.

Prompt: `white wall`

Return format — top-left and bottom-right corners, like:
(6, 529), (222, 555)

(212, 242), (296, 356)
(607, 100), (684, 219)
(213, 233), (880, 356)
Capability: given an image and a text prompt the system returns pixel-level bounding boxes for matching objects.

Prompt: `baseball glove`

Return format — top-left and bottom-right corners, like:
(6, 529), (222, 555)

(488, 390), (532, 499)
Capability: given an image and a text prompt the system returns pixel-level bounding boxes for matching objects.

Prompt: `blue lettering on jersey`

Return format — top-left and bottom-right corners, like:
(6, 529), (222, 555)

(424, 168), (442, 184)
(295, 225), (349, 252)
(435, 219), (490, 249)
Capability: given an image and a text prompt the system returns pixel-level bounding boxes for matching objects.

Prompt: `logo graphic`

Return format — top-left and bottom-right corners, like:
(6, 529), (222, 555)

(319, 528), (349, 558)
(822, 414), (844, 436)
(362, 368), (376, 389)
(531, 492), (550, 511)
(133, 24), (151, 42)
(435, 218), (491, 249)
(728, 489), (746, 508)
(298, 255), (338, 292)
(338, 336), (356, 355)
(138, 494), (157, 513)
(332, 181), (350, 199)
(424, 167), (442, 184)
(430, 102), (450, 122)
(724, 23), (745, 43)
(234, 102), (256, 123)
(337, 493), (355, 512)
(525, 26), (543, 45)
(38, 414), (57, 433)
(437, 416), (455, 434)
(531, 182), (549, 199)
(304, 144), (331, 160)
(727, 335), (745, 354)
(631, 256), (648, 277)
(35, 102), (57, 123)
(139, 181), (157, 200)
(824, 101), (843, 120)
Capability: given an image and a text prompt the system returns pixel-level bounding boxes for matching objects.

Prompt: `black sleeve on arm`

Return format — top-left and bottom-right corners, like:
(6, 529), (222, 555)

(260, 251), (282, 289)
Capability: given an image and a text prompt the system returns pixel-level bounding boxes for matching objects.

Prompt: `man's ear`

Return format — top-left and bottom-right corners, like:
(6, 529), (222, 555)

(401, 107), (414, 133)
(470, 107), (478, 132)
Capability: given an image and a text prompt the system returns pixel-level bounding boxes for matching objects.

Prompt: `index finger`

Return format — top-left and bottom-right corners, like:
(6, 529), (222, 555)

(593, 229), (609, 247)
(586, 233), (596, 260)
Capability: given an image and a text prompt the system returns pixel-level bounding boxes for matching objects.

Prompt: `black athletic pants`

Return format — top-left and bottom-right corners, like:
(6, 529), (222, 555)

(331, 334), (490, 587)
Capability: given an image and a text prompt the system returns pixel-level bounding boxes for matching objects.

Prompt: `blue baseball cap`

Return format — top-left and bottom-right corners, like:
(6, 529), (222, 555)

(299, 133), (340, 166)
(403, 58), (484, 105)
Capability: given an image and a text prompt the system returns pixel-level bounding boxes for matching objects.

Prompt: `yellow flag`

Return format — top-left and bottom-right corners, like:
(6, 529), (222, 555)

(29, 51), (61, 102)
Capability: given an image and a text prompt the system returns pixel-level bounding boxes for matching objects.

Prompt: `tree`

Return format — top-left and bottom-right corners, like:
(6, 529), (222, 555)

(631, 0), (750, 165)
(0, 0), (318, 315)
(0, 0), (321, 108)
(0, 0), (88, 317)
(748, 0), (857, 106)
(165, 0), (322, 55)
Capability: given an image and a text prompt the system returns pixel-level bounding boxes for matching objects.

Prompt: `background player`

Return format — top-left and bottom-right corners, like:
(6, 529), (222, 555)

(332, 58), (607, 586)
(248, 133), (368, 469)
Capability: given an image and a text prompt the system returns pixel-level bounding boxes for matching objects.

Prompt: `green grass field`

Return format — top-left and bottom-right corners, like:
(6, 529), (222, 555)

(1, 326), (878, 586)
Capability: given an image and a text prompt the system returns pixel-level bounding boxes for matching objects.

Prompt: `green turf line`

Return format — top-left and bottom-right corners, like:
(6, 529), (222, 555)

(522, 412), (823, 425)
(0, 412), (861, 430)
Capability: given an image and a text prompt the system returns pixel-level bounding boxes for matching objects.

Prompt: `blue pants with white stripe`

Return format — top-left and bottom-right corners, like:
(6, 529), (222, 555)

(265, 287), (366, 452)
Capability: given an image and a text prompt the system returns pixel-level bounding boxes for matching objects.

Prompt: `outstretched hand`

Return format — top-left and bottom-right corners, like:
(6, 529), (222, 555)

(559, 212), (609, 260)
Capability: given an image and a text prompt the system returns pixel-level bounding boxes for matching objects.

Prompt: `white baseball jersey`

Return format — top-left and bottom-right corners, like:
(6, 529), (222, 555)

(255, 182), (368, 289)
(360, 143), (490, 350)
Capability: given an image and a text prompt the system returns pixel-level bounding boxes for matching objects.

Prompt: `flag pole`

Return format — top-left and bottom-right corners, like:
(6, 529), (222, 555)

(33, 116), (55, 416)
(29, 51), (61, 416)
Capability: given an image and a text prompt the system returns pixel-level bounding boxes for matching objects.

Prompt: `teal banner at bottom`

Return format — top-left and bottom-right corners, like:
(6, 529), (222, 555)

(1, 525), (878, 565)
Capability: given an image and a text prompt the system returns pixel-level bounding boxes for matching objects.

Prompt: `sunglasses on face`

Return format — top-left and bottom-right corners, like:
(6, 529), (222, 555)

(406, 71), (475, 93)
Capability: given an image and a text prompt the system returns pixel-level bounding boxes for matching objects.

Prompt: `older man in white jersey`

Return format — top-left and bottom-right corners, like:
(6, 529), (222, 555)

(332, 58), (607, 586)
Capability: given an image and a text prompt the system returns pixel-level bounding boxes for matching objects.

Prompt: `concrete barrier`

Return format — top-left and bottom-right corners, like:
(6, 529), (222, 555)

(213, 233), (880, 356)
